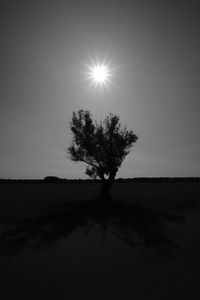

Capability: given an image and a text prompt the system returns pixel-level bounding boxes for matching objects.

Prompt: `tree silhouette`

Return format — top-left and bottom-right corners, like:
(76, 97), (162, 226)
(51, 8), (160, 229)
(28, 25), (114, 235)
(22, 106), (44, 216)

(68, 110), (138, 197)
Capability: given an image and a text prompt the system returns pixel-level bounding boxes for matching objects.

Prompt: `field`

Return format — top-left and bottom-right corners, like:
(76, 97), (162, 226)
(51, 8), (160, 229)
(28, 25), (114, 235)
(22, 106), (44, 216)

(0, 181), (200, 299)
(0, 181), (200, 217)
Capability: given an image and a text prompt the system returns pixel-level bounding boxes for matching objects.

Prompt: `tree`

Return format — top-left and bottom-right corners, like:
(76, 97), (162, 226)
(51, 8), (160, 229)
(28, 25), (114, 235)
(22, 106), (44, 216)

(68, 110), (138, 198)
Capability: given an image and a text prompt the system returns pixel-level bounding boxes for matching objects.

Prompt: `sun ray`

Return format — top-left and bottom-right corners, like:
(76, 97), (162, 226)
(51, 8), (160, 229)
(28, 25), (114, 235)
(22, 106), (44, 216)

(79, 55), (123, 93)
(86, 62), (111, 88)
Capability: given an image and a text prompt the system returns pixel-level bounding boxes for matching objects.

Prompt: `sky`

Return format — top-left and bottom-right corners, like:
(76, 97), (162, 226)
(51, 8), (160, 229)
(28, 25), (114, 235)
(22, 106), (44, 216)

(0, 0), (200, 179)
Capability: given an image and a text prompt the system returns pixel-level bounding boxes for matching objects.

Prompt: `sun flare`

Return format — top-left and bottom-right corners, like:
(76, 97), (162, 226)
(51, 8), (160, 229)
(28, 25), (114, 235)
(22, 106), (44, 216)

(84, 60), (113, 89)
(90, 64), (109, 84)
(82, 56), (120, 91)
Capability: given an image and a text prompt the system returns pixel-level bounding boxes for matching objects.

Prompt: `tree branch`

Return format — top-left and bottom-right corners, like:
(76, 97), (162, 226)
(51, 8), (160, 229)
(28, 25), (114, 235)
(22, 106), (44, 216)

(80, 157), (99, 169)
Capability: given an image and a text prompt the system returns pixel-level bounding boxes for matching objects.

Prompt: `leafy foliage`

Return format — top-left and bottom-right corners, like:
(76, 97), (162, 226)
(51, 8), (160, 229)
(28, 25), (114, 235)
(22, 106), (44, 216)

(68, 110), (138, 180)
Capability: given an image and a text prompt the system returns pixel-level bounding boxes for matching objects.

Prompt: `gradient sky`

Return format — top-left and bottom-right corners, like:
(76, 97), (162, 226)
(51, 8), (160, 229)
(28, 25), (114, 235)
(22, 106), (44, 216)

(0, 0), (200, 179)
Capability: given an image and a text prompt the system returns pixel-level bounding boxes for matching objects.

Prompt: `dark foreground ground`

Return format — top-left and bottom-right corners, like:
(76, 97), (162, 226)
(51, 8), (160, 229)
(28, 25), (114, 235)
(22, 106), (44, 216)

(0, 181), (200, 299)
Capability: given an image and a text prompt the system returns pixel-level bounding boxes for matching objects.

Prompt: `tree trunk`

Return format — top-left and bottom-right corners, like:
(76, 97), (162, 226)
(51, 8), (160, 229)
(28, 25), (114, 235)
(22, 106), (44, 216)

(99, 168), (117, 200)
(100, 179), (114, 199)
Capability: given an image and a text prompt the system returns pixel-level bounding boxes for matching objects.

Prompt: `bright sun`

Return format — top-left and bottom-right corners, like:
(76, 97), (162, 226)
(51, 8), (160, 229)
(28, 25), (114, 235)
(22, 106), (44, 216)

(90, 64), (109, 84)
(85, 61), (112, 89)
(82, 56), (119, 91)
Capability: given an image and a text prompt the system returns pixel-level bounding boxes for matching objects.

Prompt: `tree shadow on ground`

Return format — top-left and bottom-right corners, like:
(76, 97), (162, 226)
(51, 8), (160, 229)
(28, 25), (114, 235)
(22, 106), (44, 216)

(0, 196), (199, 262)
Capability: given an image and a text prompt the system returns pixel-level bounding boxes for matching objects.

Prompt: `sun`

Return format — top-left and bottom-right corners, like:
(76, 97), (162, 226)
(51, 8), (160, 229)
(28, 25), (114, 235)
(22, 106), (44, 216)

(90, 64), (109, 85)
(84, 59), (113, 89)
(81, 55), (120, 91)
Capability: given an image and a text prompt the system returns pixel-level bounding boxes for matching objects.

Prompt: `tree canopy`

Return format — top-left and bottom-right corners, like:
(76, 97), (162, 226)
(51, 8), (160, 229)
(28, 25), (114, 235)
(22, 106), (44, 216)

(68, 110), (138, 184)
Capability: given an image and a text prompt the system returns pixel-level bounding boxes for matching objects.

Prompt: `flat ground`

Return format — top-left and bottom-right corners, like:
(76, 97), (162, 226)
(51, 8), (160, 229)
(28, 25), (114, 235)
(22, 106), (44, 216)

(0, 181), (200, 300)
(0, 181), (199, 216)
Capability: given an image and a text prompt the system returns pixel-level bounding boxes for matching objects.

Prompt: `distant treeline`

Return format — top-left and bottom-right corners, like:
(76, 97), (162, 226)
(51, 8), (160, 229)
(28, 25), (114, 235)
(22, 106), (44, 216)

(0, 176), (200, 184)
